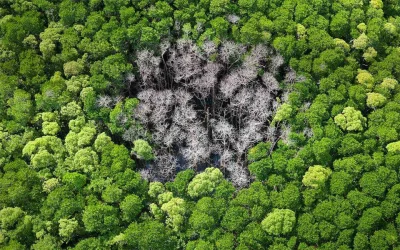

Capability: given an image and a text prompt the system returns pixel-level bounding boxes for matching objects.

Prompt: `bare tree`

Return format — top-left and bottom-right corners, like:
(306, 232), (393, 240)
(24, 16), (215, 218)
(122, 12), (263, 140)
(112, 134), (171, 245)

(96, 95), (113, 108)
(226, 14), (240, 24)
(131, 40), (295, 185)
(136, 50), (161, 87)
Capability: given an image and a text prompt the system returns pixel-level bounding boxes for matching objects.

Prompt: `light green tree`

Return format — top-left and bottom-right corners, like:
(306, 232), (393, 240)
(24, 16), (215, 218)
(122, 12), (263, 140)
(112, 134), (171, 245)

(132, 139), (154, 161)
(187, 168), (224, 198)
(370, 0), (383, 9)
(363, 47), (377, 62)
(261, 209), (296, 235)
(272, 103), (293, 125)
(58, 218), (78, 242)
(161, 197), (187, 231)
(148, 182), (165, 198)
(302, 165), (332, 188)
(387, 141), (400, 153)
(381, 78), (398, 90)
(356, 70), (374, 90)
(353, 33), (369, 50)
(384, 23), (397, 35)
(334, 107), (366, 131)
(366, 92), (386, 108)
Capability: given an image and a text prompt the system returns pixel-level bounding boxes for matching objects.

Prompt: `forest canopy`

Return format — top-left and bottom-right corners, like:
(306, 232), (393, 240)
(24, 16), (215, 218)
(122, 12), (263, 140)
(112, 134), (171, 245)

(1, 0), (400, 249)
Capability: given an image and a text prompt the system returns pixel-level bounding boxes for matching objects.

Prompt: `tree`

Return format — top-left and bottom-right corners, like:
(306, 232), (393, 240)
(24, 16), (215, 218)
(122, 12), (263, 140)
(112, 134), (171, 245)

(261, 209), (296, 236)
(296, 213), (319, 244)
(357, 207), (382, 234)
(209, 0), (230, 15)
(132, 139), (154, 161)
(62, 172), (86, 191)
(59, 0), (87, 26)
(302, 165), (332, 188)
(58, 218), (78, 242)
(354, 233), (369, 250)
(161, 197), (187, 231)
(101, 53), (132, 81)
(359, 167), (397, 198)
(18, 50), (45, 84)
(82, 204), (120, 234)
(330, 171), (352, 195)
(120, 194), (143, 222)
(140, 27), (160, 48)
(330, 11), (350, 38)
(248, 142), (271, 162)
(356, 70), (375, 90)
(237, 222), (268, 249)
(221, 206), (250, 232)
(101, 185), (123, 203)
(386, 141), (400, 153)
(381, 78), (397, 90)
(32, 234), (61, 250)
(7, 89), (34, 127)
(334, 107), (366, 131)
(366, 92), (386, 108)
(63, 61), (84, 78)
(353, 33), (369, 49)
(0, 207), (34, 248)
(0, 159), (42, 211)
(272, 103), (293, 125)
(118, 221), (176, 249)
(187, 168), (224, 198)
(270, 183), (301, 210)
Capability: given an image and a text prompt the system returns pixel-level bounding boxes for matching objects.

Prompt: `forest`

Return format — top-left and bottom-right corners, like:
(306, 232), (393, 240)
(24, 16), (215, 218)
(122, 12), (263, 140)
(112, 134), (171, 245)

(1, 0), (400, 249)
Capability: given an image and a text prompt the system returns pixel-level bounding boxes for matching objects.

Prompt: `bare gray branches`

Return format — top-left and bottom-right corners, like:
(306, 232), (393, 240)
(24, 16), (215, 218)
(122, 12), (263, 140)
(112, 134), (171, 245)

(132, 40), (290, 186)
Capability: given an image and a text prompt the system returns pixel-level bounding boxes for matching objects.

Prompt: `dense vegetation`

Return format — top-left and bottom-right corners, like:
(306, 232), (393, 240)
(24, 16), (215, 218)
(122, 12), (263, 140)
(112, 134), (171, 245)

(1, 0), (400, 249)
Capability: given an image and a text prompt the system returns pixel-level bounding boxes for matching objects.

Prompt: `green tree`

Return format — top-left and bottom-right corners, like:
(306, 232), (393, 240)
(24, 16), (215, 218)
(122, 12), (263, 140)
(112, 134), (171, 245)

(0, 207), (34, 248)
(120, 194), (143, 222)
(59, 0), (87, 26)
(118, 221), (176, 249)
(209, 0), (230, 15)
(330, 171), (352, 195)
(82, 203), (120, 234)
(0, 159), (42, 211)
(62, 172), (86, 191)
(221, 206), (250, 232)
(7, 89), (34, 127)
(357, 207), (382, 234)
